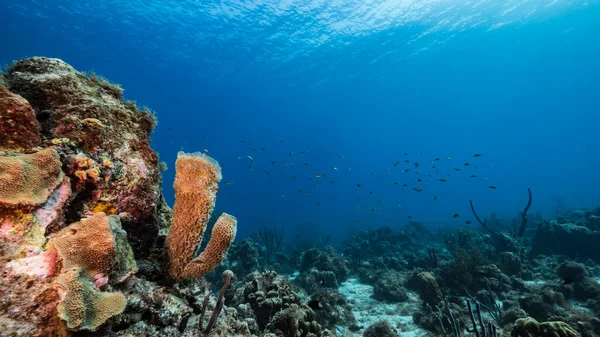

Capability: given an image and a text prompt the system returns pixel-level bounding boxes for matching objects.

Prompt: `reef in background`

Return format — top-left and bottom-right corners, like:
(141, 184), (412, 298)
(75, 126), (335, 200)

(1, 57), (596, 337)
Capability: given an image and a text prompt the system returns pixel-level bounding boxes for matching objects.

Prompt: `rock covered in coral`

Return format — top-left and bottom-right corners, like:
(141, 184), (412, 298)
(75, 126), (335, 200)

(558, 208), (600, 231)
(556, 261), (587, 283)
(519, 287), (569, 321)
(501, 306), (529, 326)
(405, 271), (443, 307)
(0, 86), (42, 150)
(227, 237), (261, 277)
(531, 221), (600, 262)
(300, 247), (348, 282)
(55, 267), (127, 331)
(266, 303), (323, 337)
(1, 211), (136, 335)
(0, 57), (254, 337)
(309, 289), (356, 329)
(297, 268), (340, 294)
(372, 270), (409, 303)
(362, 320), (400, 337)
(5, 57), (164, 257)
(512, 317), (580, 337)
(493, 232), (522, 254)
(0, 57), (155, 336)
(0, 148), (64, 208)
(114, 276), (253, 337)
(125, 276), (194, 330)
(295, 246), (348, 295)
(233, 270), (301, 329)
(6, 58), (155, 153)
(572, 277), (600, 301)
(499, 251), (523, 276)
(0, 262), (64, 336)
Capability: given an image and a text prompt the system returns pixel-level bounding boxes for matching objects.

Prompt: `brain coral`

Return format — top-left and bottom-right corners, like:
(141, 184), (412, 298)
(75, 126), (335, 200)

(0, 148), (64, 207)
(55, 267), (126, 331)
(51, 212), (116, 277)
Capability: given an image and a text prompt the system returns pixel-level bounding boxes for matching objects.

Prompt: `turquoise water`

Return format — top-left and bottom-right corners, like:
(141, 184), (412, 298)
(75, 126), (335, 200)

(2, 0), (599, 240)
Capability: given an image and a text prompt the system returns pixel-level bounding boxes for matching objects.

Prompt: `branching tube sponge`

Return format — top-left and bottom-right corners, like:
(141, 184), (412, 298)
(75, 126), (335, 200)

(166, 151), (237, 280)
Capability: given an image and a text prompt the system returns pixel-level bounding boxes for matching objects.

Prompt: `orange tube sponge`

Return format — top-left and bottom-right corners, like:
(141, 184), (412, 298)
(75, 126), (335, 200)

(166, 152), (237, 280)
(0, 148), (64, 207)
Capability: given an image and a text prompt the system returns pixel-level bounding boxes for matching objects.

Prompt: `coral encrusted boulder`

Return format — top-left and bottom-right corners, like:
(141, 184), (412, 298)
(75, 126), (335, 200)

(0, 57), (162, 336)
(4, 57), (167, 257)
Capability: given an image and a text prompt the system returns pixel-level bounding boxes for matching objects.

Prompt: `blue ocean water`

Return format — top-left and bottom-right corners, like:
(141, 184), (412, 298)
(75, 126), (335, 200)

(2, 0), (599, 241)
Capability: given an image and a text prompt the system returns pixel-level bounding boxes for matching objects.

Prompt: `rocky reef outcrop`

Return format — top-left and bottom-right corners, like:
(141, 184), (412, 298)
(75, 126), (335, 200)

(531, 211), (600, 262)
(3, 57), (165, 258)
(0, 57), (335, 337)
(0, 57), (246, 337)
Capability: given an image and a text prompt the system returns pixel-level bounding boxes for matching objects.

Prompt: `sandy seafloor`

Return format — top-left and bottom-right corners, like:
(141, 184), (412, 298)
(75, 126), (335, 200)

(339, 279), (428, 337)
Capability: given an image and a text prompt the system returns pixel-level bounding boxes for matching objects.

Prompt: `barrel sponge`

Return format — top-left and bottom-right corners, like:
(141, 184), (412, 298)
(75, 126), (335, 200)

(51, 212), (116, 277)
(166, 151), (237, 280)
(55, 267), (126, 331)
(0, 148), (64, 207)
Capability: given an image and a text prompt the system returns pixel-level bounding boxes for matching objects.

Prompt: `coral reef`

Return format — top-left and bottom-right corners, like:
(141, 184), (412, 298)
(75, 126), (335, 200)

(233, 270), (302, 329)
(5, 57), (163, 257)
(227, 237), (261, 277)
(0, 86), (41, 150)
(0, 148), (64, 207)
(55, 267), (126, 331)
(531, 217), (600, 261)
(309, 288), (356, 329)
(3, 55), (600, 337)
(266, 303), (322, 337)
(296, 246), (348, 293)
(405, 271), (443, 307)
(373, 270), (409, 302)
(363, 320), (400, 337)
(0, 57), (247, 337)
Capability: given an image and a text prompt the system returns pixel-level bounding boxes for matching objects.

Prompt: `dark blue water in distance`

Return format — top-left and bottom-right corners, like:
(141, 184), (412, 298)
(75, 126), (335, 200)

(2, 0), (599, 243)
